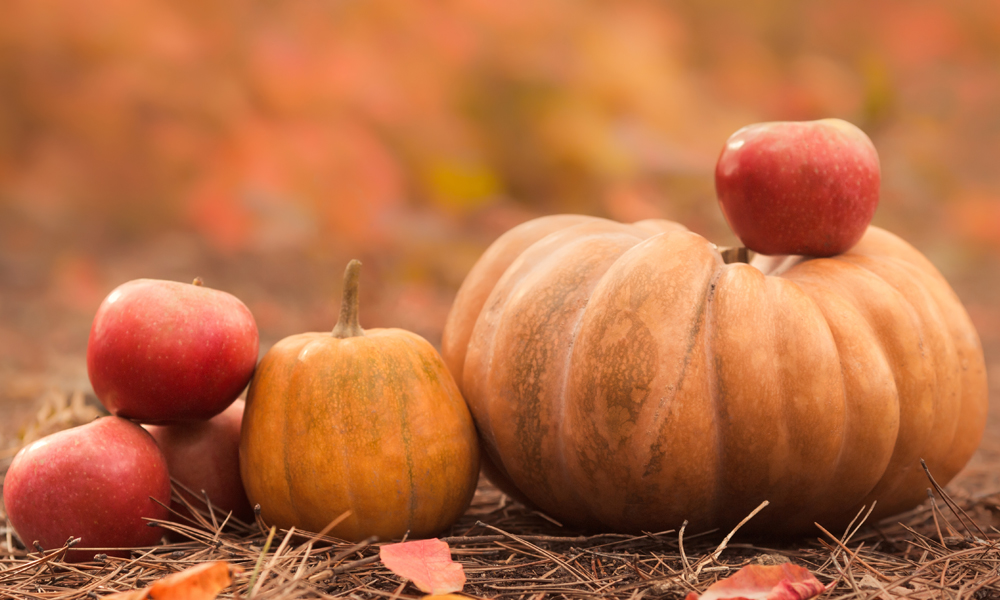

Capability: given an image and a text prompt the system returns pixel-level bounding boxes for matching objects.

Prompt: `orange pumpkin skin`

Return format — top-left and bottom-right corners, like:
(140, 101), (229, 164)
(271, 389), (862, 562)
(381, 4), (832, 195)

(241, 326), (480, 542)
(442, 215), (987, 535)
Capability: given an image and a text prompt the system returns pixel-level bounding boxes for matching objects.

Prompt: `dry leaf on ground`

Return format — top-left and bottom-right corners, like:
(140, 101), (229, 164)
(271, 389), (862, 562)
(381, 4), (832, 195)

(102, 561), (242, 600)
(686, 563), (826, 600)
(379, 538), (466, 595)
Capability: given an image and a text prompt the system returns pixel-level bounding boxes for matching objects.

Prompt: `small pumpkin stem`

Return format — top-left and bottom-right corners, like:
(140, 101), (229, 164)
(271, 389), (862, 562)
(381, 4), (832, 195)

(332, 260), (365, 338)
(720, 246), (751, 265)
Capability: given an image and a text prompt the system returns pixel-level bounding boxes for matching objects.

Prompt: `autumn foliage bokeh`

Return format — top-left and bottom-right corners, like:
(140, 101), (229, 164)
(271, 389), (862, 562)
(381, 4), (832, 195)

(1, 0), (999, 400)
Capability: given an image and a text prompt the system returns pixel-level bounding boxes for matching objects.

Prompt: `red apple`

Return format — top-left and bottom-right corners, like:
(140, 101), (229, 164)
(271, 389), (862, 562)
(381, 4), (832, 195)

(3, 417), (171, 562)
(145, 399), (254, 526)
(87, 278), (259, 424)
(715, 118), (880, 257)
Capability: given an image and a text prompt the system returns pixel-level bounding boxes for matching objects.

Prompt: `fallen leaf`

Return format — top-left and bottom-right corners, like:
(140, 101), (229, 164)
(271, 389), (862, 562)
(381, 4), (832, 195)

(380, 538), (466, 595)
(101, 590), (147, 600)
(102, 561), (242, 600)
(685, 563), (826, 600)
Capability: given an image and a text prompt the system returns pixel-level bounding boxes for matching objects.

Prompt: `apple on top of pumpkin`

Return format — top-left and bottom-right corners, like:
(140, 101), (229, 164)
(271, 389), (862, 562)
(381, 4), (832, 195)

(239, 260), (480, 542)
(714, 118), (880, 257)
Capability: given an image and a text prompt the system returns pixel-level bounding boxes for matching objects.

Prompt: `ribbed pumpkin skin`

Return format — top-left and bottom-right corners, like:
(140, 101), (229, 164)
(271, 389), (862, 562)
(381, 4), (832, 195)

(240, 328), (480, 541)
(441, 215), (987, 535)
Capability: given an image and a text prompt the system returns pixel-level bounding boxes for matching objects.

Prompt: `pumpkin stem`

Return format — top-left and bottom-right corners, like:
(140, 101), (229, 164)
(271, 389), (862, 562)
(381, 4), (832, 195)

(720, 246), (751, 264)
(332, 259), (365, 338)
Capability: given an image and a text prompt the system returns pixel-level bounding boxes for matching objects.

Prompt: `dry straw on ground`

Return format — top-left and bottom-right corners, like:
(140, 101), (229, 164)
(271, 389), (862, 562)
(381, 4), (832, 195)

(3, 468), (1000, 600)
(2, 396), (1000, 599)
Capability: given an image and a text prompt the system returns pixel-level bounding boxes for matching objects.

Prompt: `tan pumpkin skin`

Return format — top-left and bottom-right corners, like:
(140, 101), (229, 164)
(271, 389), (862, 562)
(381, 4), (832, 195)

(240, 328), (480, 541)
(442, 215), (987, 534)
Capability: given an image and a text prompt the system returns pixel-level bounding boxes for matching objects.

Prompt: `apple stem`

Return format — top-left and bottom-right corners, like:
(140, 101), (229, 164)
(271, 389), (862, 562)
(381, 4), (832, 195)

(332, 260), (365, 339)
(720, 247), (751, 264)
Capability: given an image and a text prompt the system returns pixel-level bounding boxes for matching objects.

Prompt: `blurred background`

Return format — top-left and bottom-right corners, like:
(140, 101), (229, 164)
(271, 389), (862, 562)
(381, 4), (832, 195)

(1, 0), (998, 483)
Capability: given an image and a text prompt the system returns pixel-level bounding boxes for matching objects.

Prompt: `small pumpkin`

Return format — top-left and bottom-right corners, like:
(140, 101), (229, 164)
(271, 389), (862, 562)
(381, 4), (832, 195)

(240, 260), (480, 541)
(442, 215), (987, 535)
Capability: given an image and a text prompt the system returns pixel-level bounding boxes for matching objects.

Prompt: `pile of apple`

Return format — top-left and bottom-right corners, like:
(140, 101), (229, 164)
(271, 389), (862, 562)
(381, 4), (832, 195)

(3, 279), (259, 561)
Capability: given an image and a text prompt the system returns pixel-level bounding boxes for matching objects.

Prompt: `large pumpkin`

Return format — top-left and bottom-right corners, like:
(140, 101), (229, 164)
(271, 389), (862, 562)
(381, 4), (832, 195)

(241, 261), (480, 541)
(442, 215), (987, 534)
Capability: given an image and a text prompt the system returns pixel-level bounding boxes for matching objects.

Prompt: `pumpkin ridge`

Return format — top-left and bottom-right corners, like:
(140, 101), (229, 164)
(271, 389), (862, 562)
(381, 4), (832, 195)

(467, 226), (651, 521)
(708, 253), (735, 500)
(763, 275), (793, 513)
(259, 334), (295, 528)
(280, 335), (319, 530)
(559, 239), (657, 523)
(421, 331), (481, 532)
(288, 337), (343, 533)
(562, 230), (720, 529)
(707, 262), (851, 528)
(783, 271), (900, 513)
(787, 258), (931, 520)
(878, 254), (988, 481)
(243, 333), (311, 530)
(385, 337), (419, 534)
(361, 338), (409, 538)
(280, 356), (299, 528)
(312, 336), (390, 537)
(701, 260), (731, 529)
(829, 259), (941, 430)
(780, 277), (856, 520)
(443, 215), (600, 384)
(408, 333), (459, 533)
(640, 243), (716, 483)
(553, 233), (673, 500)
(830, 253), (968, 517)
(707, 264), (773, 524)
(805, 281), (857, 524)
(608, 232), (720, 474)
(758, 274), (848, 529)
(391, 329), (480, 535)
(337, 336), (405, 538)
(504, 232), (644, 523)
(460, 219), (648, 425)
(905, 266), (987, 485)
